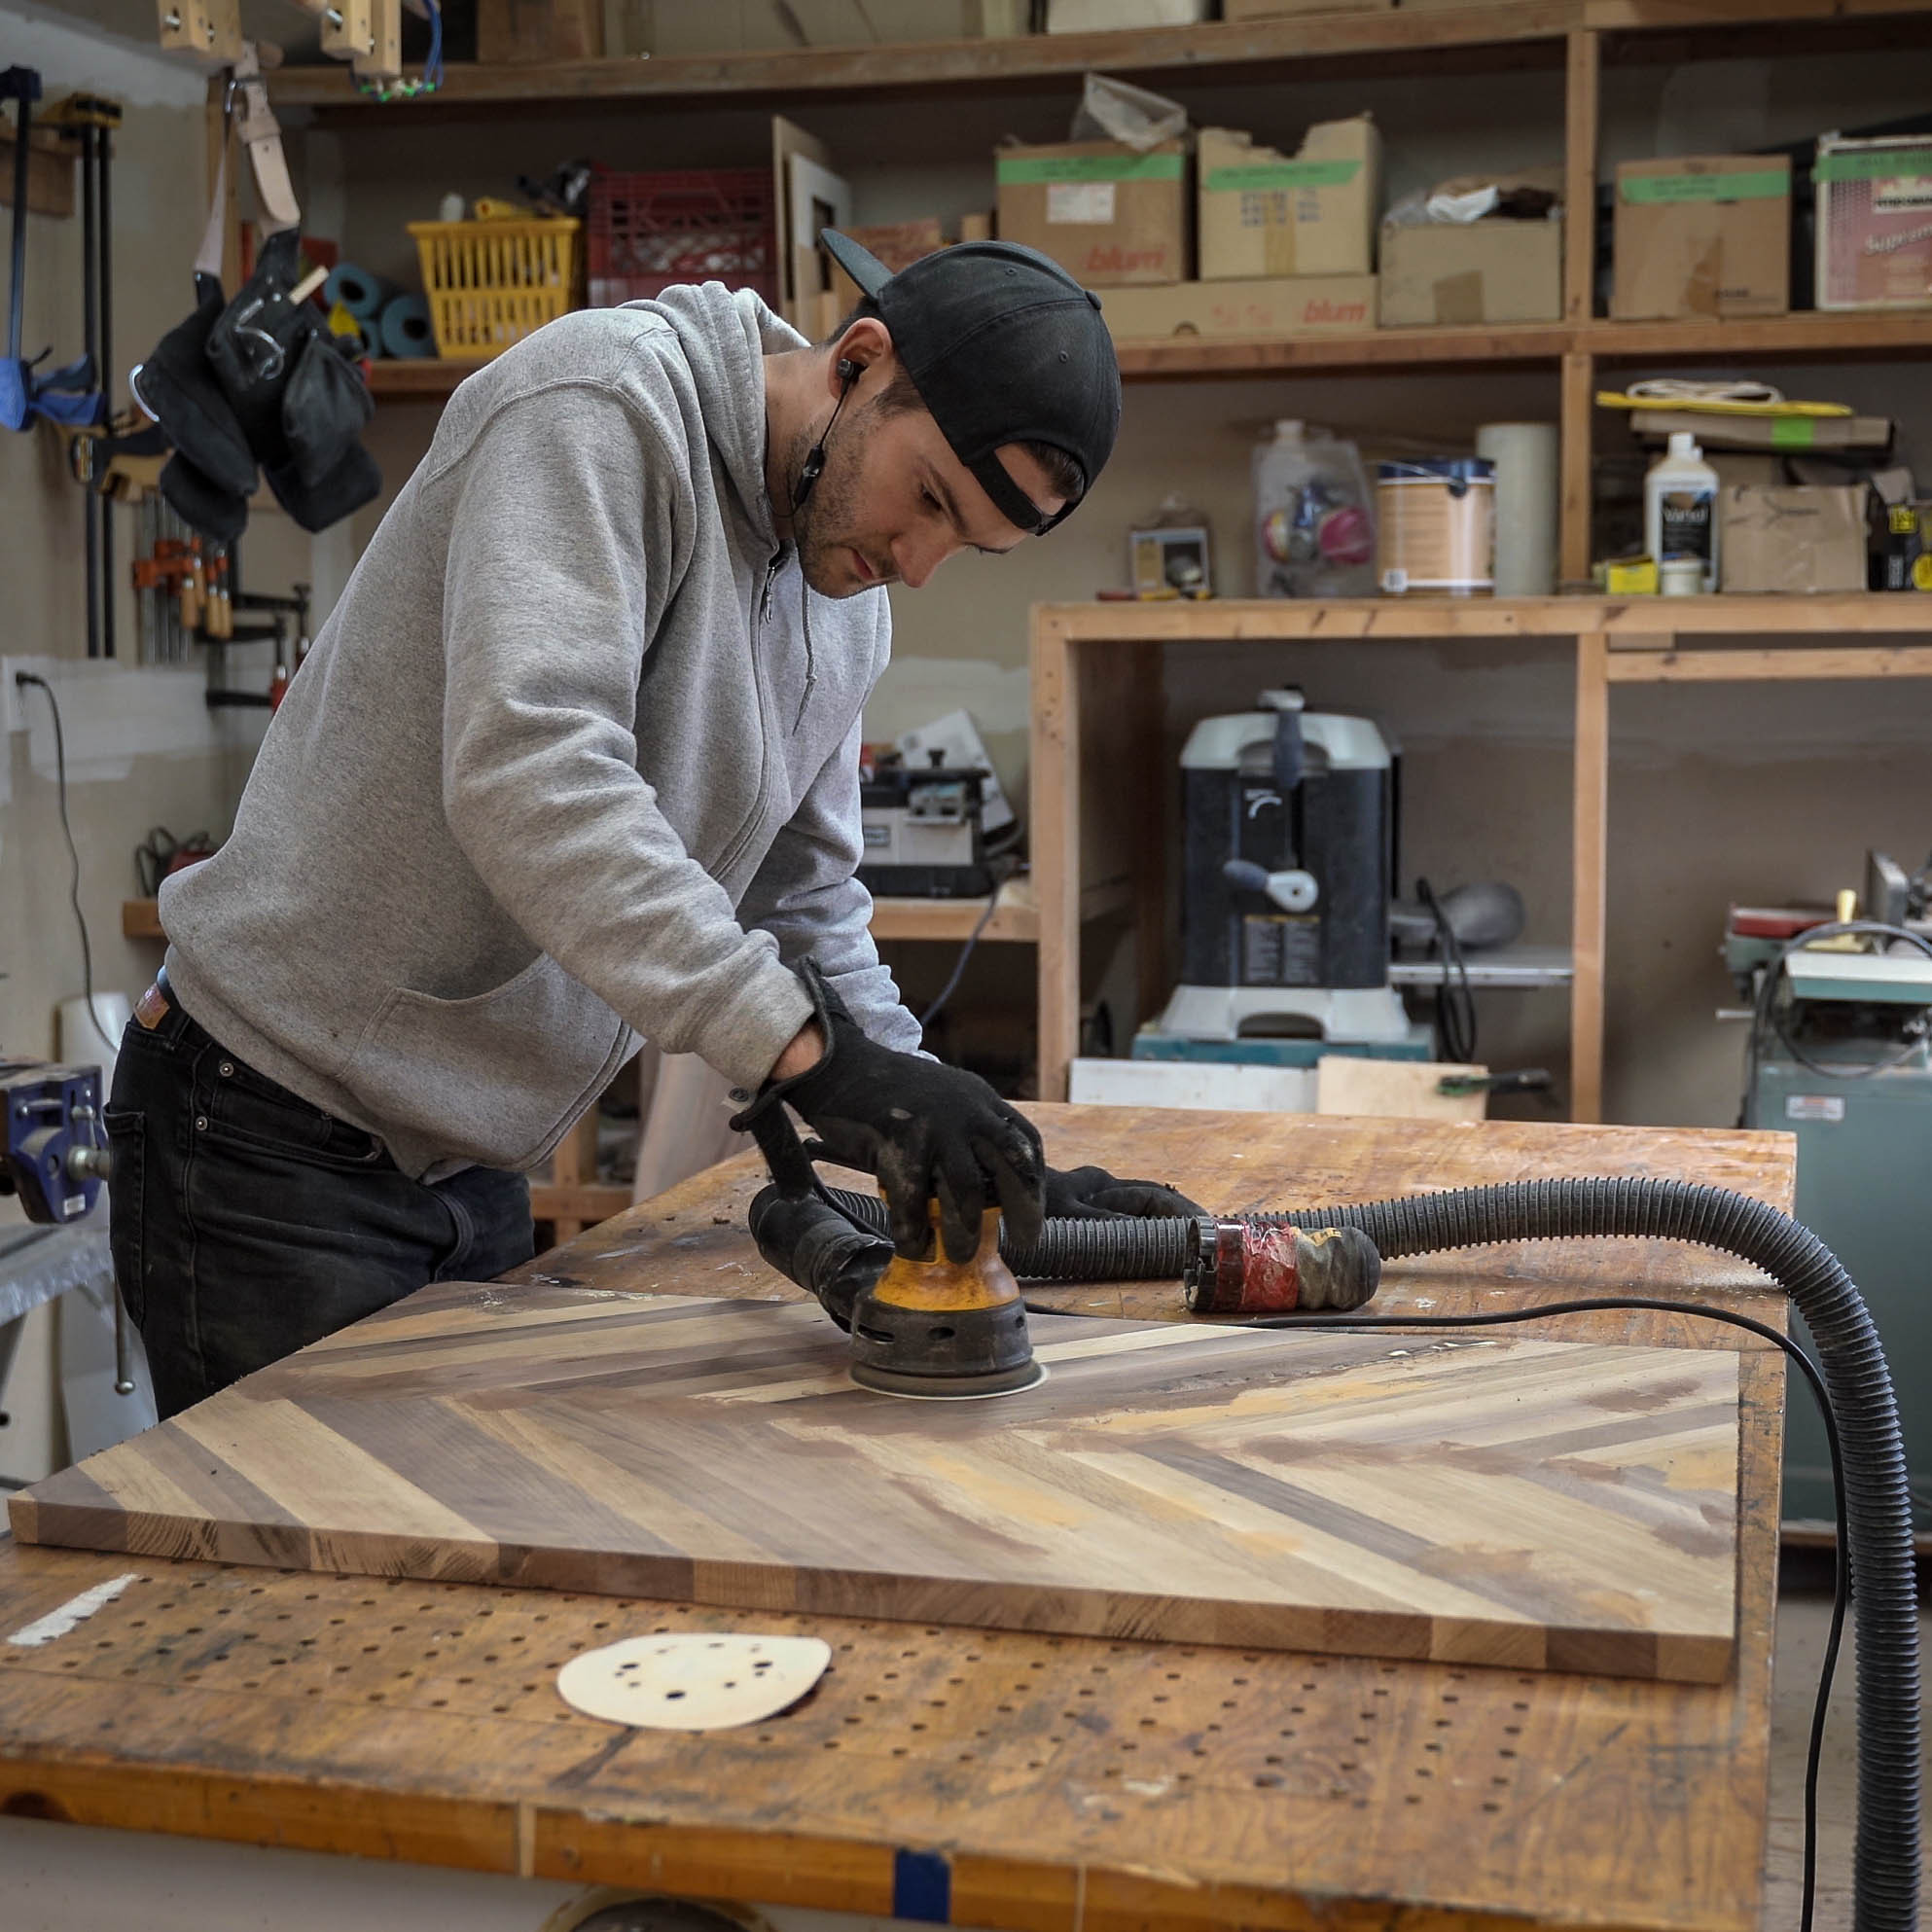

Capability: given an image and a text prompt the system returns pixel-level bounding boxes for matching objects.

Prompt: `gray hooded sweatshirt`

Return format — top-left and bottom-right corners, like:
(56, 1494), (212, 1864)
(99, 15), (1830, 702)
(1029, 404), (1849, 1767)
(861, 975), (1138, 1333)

(160, 284), (919, 1181)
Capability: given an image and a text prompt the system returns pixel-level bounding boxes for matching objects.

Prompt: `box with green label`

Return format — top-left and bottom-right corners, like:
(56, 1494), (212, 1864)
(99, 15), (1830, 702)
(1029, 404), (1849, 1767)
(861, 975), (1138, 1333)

(1612, 155), (1790, 320)
(994, 140), (1189, 286)
(1197, 118), (1379, 280)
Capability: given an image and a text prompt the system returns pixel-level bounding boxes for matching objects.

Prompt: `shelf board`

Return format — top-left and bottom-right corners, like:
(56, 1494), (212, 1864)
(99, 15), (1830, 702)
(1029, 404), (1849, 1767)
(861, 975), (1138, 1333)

(122, 880), (1134, 953)
(1588, 310), (1932, 364)
(268, 0), (1932, 115)
(869, 877), (1130, 945)
(364, 358), (483, 399)
(366, 309), (1932, 407)
(1389, 943), (1574, 989)
(270, 7), (1576, 114)
(1044, 592), (1932, 643)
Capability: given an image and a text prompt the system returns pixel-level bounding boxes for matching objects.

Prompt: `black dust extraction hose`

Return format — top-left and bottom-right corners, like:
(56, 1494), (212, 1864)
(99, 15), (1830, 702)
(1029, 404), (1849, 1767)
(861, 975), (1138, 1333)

(1247, 1176), (1917, 1932)
(824, 1185), (1193, 1281)
(829, 1173), (1914, 1932)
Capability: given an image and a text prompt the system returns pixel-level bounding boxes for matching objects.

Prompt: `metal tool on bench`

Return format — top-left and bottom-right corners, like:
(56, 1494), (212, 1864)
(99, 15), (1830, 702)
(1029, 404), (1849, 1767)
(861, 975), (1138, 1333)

(1725, 848), (1932, 1536)
(0, 1060), (133, 1401)
(856, 750), (994, 900)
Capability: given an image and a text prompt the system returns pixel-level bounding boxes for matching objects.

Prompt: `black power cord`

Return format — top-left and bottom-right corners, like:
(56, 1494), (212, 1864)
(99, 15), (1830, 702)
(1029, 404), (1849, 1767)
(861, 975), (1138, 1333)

(1018, 1288), (1848, 1932)
(1416, 875), (1477, 1064)
(917, 853), (1020, 1037)
(1743, 919), (1932, 1107)
(14, 673), (118, 1055)
(1241, 1297), (1846, 1932)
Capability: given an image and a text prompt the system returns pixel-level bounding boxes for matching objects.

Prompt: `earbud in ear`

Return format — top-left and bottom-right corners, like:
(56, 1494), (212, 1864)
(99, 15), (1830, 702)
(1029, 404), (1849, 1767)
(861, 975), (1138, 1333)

(835, 356), (860, 388)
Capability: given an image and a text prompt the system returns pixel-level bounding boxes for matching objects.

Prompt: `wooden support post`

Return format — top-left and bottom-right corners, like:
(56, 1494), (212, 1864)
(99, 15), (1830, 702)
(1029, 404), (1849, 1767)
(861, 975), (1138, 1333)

(1559, 348), (1594, 589)
(1570, 630), (1610, 1124)
(1031, 613), (1081, 1102)
(204, 0), (244, 60)
(545, 1111), (604, 1245)
(157, 0), (212, 56)
(1563, 28), (1598, 324)
(354, 0), (403, 80)
(1131, 639), (1167, 1030)
(311, 0), (376, 62)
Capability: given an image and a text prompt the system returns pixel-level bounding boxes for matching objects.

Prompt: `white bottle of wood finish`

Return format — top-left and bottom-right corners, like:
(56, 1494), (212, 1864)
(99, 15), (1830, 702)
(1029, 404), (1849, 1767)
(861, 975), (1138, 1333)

(1644, 431), (1720, 592)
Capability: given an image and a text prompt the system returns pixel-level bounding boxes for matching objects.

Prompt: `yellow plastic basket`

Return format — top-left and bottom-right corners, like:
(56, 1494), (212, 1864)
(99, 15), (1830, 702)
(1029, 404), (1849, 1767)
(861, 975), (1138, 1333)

(405, 217), (580, 363)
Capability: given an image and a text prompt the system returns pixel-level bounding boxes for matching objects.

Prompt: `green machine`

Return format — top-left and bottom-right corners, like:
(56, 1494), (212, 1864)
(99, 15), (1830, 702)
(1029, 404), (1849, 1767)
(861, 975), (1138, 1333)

(1728, 852), (1932, 1535)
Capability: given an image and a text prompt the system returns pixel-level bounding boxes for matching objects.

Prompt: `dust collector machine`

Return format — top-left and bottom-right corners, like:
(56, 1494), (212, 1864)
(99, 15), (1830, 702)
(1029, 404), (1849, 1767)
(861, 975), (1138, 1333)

(1153, 687), (1410, 1046)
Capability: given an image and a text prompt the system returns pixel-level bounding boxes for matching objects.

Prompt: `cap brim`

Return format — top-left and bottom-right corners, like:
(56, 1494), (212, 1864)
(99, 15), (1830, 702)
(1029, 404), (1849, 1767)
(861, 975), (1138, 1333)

(819, 229), (891, 299)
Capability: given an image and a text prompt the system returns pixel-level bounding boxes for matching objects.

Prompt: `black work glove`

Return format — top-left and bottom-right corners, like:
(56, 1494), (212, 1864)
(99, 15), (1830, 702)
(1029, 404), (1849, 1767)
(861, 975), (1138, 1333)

(733, 959), (1045, 1265)
(1043, 1165), (1206, 1221)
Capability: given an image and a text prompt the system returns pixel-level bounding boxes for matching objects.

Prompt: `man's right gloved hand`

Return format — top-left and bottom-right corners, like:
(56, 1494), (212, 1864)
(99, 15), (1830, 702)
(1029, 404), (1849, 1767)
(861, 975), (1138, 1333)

(733, 960), (1044, 1265)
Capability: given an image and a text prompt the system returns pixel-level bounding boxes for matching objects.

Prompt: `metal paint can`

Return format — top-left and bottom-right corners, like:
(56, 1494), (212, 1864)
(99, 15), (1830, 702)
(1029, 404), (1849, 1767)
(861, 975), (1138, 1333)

(1376, 458), (1496, 597)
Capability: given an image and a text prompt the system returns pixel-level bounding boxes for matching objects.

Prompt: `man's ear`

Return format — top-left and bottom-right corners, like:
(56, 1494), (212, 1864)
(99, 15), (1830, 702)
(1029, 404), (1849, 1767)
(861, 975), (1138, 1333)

(830, 316), (893, 398)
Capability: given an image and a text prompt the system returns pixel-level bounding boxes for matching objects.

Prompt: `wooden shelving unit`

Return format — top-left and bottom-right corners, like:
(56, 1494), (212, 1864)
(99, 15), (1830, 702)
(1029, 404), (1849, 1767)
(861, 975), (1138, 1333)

(1031, 596), (1932, 1123)
(241, 0), (1932, 1222)
(366, 309), (1932, 409)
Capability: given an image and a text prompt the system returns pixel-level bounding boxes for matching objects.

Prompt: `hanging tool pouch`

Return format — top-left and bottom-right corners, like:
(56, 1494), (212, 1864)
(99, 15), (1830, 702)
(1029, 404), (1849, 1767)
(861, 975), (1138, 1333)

(142, 47), (377, 540)
(202, 226), (377, 529)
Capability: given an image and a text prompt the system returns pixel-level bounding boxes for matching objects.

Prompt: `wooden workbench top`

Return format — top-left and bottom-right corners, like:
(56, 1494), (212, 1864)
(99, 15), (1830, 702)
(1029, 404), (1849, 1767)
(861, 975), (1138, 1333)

(0, 1107), (1794, 1932)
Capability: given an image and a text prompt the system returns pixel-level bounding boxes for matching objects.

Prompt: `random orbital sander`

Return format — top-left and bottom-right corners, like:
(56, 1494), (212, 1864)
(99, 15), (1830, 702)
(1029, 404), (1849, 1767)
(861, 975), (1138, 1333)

(742, 1104), (1382, 1398)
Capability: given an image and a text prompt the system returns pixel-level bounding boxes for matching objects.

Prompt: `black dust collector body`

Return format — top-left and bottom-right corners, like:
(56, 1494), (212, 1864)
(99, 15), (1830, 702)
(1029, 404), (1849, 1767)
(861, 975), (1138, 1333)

(1154, 688), (1410, 1044)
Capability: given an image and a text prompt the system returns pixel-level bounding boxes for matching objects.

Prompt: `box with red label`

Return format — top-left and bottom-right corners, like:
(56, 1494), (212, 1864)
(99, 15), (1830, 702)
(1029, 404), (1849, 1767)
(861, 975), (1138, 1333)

(994, 141), (1188, 286)
(1816, 134), (1932, 310)
(1098, 274), (1376, 340)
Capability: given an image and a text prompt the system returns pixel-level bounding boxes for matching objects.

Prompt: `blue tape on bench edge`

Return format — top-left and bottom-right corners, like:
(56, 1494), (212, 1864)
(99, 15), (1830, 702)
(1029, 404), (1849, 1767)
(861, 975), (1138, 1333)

(893, 1845), (951, 1922)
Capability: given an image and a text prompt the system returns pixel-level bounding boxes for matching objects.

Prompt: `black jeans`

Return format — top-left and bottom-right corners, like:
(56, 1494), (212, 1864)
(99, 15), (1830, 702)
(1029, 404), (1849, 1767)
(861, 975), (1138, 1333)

(105, 977), (534, 1418)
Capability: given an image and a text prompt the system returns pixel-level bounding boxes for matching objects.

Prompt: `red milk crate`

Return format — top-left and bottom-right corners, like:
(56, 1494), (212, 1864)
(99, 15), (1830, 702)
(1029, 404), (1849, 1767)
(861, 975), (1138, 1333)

(587, 168), (780, 308)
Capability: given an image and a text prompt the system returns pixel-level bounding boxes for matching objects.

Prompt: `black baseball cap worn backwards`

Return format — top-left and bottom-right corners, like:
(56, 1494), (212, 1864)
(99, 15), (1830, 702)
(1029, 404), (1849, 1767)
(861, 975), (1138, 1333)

(820, 227), (1122, 536)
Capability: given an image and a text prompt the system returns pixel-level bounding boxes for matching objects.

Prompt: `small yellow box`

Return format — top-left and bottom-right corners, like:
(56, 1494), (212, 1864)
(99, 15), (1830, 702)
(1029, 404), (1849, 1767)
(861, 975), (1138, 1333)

(1601, 555), (1660, 594)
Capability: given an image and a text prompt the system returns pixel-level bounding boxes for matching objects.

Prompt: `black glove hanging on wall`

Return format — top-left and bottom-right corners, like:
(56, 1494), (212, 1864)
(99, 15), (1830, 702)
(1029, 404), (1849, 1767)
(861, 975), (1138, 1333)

(141, 228), (379, 542)
(733, 959), (1046, 1265)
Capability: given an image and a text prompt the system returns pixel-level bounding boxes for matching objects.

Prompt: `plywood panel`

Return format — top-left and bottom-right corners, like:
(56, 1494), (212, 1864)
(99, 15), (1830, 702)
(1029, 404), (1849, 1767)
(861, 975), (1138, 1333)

(13, 1287), (1738, 1681)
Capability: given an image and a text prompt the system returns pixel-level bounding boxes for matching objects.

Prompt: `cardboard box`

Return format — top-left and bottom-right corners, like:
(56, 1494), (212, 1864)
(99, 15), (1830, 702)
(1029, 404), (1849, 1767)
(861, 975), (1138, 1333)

(1719, 485), (1870, 593)
(1815, 135), (1932, 310)
(1098, 274), (1376, 340)
(1198, 118), (1378, 281)
(1611, 156), (1790, 320)
(996, 141), (1188, 287)
(827, 218), (946, 311)
(1377, 217), (1561, 326)
(1629, 408), (1893, 453)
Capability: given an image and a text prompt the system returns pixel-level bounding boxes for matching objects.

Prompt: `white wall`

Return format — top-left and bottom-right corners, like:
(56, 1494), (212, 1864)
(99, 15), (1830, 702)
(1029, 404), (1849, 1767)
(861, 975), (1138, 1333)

(0, 3), (299, 1480)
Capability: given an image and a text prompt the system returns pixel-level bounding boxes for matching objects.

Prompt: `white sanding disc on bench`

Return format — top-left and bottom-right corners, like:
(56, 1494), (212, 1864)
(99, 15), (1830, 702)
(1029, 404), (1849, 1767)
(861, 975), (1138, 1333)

(556, 1632), (832, 1731)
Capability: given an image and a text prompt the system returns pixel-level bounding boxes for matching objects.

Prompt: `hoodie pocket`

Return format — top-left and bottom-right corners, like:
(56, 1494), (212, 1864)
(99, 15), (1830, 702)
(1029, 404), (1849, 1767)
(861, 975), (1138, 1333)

(341, 955), (621, 1170)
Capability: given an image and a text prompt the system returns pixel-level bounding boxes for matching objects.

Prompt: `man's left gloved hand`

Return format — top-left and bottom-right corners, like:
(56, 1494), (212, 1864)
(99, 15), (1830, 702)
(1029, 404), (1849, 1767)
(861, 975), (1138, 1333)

(1043, 1164), (1205, 1221)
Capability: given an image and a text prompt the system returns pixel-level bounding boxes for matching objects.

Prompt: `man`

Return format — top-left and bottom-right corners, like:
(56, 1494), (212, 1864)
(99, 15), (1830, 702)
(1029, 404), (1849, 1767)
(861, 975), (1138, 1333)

(105, 231), (1197, 1420)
